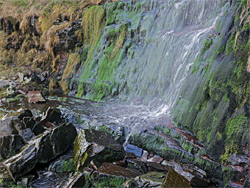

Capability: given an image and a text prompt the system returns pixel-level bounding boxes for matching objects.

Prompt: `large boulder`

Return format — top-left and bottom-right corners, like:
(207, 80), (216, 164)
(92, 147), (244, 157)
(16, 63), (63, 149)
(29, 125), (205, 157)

(74, 129), (125, 170)
(0, 123), (77, 181)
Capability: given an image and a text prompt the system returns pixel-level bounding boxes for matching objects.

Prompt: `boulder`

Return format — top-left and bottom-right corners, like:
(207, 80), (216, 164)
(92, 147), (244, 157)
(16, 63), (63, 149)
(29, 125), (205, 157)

(74, 129), (125, 170)
(0, 123), (77, 181)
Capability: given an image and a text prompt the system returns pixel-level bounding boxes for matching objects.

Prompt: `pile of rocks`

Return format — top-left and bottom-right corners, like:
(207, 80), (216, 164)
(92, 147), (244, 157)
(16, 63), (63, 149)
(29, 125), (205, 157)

(0, 108), (77, 183)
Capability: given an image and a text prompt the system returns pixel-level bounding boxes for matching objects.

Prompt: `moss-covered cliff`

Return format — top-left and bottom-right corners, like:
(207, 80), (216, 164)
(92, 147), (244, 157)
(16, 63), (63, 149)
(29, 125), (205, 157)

(172, 0), (250, 163)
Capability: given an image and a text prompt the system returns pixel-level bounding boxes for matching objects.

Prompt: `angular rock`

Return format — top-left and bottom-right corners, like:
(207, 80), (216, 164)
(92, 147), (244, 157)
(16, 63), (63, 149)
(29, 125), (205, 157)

(60, 172), (87, 188)
(28, 91), (46, 103)
(162, 166), (212, 188)
(74, 129), (125, 170)
(129, 128), (221, 176)
(18, 109), (33, 121)
(0, 123), (77, 181)
(0, 135), (24, 160)
(91, 163), (142, 188)
(123, 171), (166, 188)
(42, 107), (63, 124)
(162, 168), (190, 188)
(96, 162), (142, 178)
(0, 117), (25, 160)
(125, 144), (143, 157)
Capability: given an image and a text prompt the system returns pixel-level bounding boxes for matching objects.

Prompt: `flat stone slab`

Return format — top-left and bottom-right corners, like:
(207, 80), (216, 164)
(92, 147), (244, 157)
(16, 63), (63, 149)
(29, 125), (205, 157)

(28, 91), (46, 103)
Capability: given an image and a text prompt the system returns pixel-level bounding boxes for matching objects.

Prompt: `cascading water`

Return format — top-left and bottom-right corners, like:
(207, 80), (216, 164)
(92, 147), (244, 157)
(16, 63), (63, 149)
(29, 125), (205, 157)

(117, 0), (229, 107)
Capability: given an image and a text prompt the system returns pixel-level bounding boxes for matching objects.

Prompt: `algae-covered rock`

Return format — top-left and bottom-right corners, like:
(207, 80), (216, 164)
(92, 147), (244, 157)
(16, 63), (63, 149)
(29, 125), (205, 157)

(123, 171), (166, 188)
(73, 129), (125, 170)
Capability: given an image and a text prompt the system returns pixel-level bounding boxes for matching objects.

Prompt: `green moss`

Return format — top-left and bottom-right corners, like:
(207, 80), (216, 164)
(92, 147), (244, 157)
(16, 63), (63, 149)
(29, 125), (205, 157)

(201, 38), (213, 55)
(62, 158), (76, 172)
(95, 176), (126, 188)
(77, 21), (127, 100)
(98, 125), (113, 135)
(220, 142), (238, 164)
(225, 114), (247, 140)
(106, 3), (118, 25)
(225, 36), (235, 55)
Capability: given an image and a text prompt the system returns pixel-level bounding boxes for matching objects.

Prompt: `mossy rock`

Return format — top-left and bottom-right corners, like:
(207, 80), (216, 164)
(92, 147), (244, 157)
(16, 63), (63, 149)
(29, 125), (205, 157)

(73, 129), (125, 170)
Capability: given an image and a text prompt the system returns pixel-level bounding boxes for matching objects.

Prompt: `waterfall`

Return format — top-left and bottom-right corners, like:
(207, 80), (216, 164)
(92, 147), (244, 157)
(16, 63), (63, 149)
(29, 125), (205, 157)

(117, 0), (228, 107)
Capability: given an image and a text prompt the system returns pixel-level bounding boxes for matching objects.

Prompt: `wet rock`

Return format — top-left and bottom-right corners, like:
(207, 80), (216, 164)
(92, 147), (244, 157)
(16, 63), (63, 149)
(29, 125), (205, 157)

(74, 129), (125, 170)
(162, 168), (190, 188)
(96, 162), (142, 178)
(126, 159), (148, 174)
(22, 117), (36, 130)
(42, 107), (63, 124)
(141, 150), (149, 162)
(0, 135), (24, 160)
(91, 163), (142, 187)
(0, 123), (77, 181)
(129, 128), (194, 164)
(32, 122), (46, 135)
(162, 166), (212, 188)
(147, 155), (164, 163)
(60, 172), (87, 188)
(147, 162), (170, 173)
(123, 171), (166, 188)
(129, 128), (221, 177)
(28, 91), (46, 103)
(125, 144), (143, 157)
(228, 154), (248, 166)
(18, 109), (33, 120)
(21, 128), (35, 142)
(0, 117), (25, 159)
(49, 158), (75, 173)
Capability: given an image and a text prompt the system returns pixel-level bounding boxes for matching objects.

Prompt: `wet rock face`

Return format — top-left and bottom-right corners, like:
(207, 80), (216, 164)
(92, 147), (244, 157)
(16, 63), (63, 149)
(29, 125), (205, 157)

(73, 129), (125, 170)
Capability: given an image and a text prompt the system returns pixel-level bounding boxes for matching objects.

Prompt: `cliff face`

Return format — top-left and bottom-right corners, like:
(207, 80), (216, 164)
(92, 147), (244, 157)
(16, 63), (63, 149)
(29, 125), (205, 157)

(0, 0), (249, 170)
(172, 0), (250, 162)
